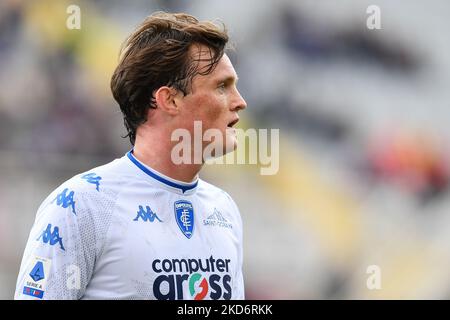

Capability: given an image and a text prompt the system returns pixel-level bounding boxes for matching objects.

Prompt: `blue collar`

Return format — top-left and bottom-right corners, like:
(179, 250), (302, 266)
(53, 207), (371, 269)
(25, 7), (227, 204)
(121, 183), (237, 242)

(126, 150), (198, 194)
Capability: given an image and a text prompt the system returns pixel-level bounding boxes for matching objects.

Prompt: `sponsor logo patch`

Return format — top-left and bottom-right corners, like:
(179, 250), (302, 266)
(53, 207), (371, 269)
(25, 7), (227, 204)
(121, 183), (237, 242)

(203, 208), (232, 229)
(152, 256), (232, 300)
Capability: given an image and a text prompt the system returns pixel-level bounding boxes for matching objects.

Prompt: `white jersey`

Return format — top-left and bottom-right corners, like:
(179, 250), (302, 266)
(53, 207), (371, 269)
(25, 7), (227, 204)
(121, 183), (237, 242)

(15, 151), (244, 300)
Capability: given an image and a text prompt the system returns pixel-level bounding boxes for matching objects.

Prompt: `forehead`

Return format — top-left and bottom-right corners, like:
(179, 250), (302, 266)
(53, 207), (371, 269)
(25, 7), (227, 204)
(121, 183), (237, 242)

(189, 45), (238, 83)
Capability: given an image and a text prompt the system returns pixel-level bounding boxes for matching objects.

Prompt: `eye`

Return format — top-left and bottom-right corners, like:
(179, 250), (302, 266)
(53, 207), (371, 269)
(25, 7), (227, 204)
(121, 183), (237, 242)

(218, 83), (226, 91)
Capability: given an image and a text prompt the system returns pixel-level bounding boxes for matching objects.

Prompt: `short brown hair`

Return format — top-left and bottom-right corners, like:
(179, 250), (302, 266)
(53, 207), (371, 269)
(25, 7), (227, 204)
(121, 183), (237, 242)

(110, 12), (229, 145)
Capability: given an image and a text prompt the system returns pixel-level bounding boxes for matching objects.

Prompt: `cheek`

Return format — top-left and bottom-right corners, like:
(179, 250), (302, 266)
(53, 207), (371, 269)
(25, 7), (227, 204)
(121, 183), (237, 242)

(181, 90), (228, 132)
(212, 94), (230, 115)
(198, 94), (227, 124)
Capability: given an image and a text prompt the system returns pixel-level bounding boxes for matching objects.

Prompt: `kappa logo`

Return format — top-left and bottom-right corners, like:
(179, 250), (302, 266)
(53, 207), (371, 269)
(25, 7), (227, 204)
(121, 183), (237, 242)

(81, 172), (102, 191)
(52, 188), (76, 214)
(37, 223), (65, 251)
(203, 208), (232, 229)
(133, 205), (163, 222)
(174, 200), (194, 239)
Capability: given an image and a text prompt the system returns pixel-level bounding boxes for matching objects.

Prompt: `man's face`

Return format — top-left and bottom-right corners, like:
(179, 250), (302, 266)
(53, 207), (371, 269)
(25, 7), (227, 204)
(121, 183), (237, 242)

(176, 46), (247, 159)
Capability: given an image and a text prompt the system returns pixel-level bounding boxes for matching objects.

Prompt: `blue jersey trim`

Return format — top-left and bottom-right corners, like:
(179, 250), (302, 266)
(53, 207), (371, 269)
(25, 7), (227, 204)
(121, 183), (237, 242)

(126, 151), (198, 194)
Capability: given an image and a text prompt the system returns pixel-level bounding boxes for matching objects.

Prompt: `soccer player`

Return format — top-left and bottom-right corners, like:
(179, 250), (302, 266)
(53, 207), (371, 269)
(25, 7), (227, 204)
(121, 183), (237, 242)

(15, 12), (247, 300)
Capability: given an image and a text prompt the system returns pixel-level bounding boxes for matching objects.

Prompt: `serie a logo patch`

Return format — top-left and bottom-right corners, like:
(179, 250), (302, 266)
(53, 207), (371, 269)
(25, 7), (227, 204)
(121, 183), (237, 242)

(22, 256), (52, 299)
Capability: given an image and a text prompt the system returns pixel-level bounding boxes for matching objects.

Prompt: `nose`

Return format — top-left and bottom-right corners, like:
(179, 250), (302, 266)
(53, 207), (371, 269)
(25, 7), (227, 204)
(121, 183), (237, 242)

(232, 88), (247, 112)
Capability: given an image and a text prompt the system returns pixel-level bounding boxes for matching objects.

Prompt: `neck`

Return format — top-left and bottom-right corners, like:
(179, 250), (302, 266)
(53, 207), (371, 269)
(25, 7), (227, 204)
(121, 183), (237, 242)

(133, 130), (202, 183)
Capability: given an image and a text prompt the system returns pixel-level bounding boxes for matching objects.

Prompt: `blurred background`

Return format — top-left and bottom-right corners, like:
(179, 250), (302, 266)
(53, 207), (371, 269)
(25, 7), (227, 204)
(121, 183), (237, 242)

(1, 0), (450, 299)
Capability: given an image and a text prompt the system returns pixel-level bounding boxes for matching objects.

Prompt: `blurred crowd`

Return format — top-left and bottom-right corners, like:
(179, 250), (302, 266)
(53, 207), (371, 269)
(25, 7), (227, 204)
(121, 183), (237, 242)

(1, 0), (450, 299)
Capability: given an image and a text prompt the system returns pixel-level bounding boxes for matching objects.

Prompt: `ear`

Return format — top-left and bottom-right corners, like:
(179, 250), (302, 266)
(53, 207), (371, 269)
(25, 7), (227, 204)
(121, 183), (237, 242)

(154, 86), (180, 116)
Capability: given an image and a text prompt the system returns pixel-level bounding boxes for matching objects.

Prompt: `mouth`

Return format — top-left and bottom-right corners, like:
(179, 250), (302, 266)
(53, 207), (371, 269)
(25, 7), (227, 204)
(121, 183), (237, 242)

(227, 118), (239, 128)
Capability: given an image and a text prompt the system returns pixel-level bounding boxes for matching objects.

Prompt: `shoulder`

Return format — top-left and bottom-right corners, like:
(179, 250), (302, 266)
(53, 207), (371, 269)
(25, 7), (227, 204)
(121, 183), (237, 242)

(37, 157), (128, 219)
(197, 179), (243, 238)
(197, 179), (241, 213)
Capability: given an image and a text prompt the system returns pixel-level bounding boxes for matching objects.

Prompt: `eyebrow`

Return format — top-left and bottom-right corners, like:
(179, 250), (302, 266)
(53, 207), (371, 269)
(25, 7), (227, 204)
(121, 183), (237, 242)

(217, 75), (239, 84)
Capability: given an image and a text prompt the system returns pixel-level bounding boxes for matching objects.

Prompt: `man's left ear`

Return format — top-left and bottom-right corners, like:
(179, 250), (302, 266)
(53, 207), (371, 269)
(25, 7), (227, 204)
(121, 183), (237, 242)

(154, 86), (180, 116)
